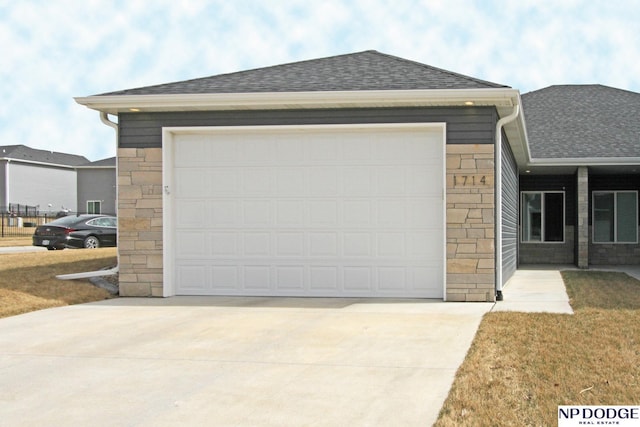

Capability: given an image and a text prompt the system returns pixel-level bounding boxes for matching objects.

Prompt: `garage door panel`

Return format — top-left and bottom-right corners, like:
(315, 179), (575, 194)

(243, 232), (271, 256)
(242, 201), (272, 226)
(276, 168), (306, 196)
(171, 125), (444, 298)
(276, 200), (305, 226)
(276, 267), (305, 290)
(276, 233), (305, 256)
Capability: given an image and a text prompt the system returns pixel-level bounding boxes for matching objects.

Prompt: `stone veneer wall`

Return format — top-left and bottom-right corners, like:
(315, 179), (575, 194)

(446, 145), (496, 302)
(519, 226), (575, 264)
(589, 228), (640, 264)
(117, 148), (164, 297)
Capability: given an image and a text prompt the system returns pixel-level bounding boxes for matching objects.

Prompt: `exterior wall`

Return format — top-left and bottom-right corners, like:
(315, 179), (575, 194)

(518, 226), (576, 264)
(76, 168), (117, 215)
(446, 144), (495, 302)
(576, 167), (589, 267)
(0, 161), (6, 208)
(116, 107), (500, 298)
(519, 175), (576, 264)
(588, 174), (640, 265)
(117, 148), (164, 297)
(119, 107), (498, 148)
(8, 162), (77, 212)
(501, 137), (518, 285)
(589, 231), (640, 264)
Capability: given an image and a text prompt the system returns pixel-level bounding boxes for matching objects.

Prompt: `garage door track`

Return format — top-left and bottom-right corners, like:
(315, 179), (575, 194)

(0, 297), (492, 426)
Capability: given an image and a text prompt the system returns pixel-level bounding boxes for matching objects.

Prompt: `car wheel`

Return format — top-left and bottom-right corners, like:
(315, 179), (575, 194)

(83, 236), (100, 249)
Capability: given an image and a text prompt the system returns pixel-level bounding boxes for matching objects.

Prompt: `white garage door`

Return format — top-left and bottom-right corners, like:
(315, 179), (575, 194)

(165, 124), (445, 298)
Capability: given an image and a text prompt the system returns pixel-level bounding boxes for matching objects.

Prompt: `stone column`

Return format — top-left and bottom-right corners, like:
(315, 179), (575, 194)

(117, 148), (164, 296)
(446, 145), (496, 302)
(577, 166), (589, 268)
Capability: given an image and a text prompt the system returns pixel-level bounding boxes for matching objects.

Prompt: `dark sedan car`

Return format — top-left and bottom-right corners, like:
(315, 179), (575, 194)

(32, 215), (117, 250)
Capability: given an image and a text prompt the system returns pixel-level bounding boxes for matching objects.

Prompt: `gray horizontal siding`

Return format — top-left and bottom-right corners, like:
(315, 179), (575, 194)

(118, 107), (498, 148)
(501, 137), (518, 285)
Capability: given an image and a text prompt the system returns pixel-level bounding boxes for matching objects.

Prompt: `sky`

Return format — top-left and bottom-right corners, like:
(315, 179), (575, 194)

(1, 0), (639, 161)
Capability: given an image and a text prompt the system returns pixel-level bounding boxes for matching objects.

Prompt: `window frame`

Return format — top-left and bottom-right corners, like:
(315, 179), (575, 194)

(520, 190), (566, 244)
(87, 200), (102, 215)
(592, 190), (638, 244)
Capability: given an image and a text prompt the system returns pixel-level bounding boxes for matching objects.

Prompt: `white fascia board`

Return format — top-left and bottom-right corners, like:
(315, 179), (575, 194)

(0, 157), (77, 169)
(528, 157), (640, 166)
(75, 88), (521, 114)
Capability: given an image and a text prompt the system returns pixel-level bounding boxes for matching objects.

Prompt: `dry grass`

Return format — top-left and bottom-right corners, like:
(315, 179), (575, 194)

(435, 270), (640, 427)
(0, 236), (32, 247)
(0, 248), (117, 318)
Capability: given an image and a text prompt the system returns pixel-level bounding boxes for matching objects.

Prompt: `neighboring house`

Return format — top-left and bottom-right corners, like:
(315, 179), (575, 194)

(75, 50), (639, 301)
(76, 157), (117, 215)
(0, 145), (116, 215)
(0, 145), (88, 213)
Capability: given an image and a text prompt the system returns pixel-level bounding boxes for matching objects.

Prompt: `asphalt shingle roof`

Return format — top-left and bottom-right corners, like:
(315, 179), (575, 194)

(79, 157), (116, 167)
(0, 145), (89, 166)
(99, 50), (508, 96)
(522, 85), (640, 159)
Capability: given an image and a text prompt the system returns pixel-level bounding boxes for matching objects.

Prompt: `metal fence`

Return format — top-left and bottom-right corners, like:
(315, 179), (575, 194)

(1, 204), (73, 238)
(0, 211), (60, 238)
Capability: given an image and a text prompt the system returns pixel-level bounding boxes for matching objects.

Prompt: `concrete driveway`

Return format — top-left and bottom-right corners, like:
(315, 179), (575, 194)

(0, 297), (492, 426)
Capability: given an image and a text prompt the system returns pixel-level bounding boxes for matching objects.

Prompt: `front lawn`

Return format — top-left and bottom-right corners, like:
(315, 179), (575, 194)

(0, 236), (32, 247)
(0, 248), (117, 318)
(435, 270), (640, 426)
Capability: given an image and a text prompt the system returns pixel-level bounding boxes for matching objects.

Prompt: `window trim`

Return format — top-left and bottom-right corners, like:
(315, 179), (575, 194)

(87, 200), (102, 215)
(520, 190), (566, 244)
(592, 190), (638, 244)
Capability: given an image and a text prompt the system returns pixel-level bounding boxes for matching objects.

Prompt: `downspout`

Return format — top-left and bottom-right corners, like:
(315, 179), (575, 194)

(99, 112), (119, 269)
(495, 104), (520, 301)
(4, 159), (9, 209)
(100, 112), (118, 134)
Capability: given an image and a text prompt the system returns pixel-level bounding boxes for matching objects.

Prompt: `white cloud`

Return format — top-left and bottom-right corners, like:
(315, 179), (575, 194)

(0, 0), (638, 160)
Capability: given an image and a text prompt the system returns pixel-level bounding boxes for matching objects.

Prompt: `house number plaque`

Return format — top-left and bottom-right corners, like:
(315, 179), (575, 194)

(453, 175), (492, 187)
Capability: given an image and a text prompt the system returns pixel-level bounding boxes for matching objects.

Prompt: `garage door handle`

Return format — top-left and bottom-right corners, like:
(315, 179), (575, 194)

(164, 186), (170, 195)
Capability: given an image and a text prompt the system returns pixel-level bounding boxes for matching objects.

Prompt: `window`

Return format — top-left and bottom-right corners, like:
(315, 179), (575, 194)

(87, 201), (101, 214)
(593, 191), (638, 243)
(521, 191), (564, 242)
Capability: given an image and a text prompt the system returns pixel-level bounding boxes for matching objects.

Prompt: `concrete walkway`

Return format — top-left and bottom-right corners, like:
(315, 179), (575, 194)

(494, 264), (640, 314)
(493, 266), (574, 314)
(0, 297), (493, 427)
(0, 245), (45, 254)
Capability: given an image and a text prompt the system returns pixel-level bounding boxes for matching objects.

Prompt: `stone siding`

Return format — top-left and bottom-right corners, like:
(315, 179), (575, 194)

(446, 145), (496, 302)
(519, 226), (575, 264)
(117, 148), (164, 297)
(577, 167), (589, 268)
(589, 228), (640, 265)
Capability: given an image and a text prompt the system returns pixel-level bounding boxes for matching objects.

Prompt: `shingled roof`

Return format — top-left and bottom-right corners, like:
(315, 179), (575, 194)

(522, 85), (640, 159)
(77, 157), (116, 168)
(99, 50), (509, 96)
(0, 145), (89, 166)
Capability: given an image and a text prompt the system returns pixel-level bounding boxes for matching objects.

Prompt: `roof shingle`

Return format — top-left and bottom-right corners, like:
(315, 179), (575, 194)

(99, 50), (509, 96)
(0, 145), (89, 166)
(522, 85), (640, 159)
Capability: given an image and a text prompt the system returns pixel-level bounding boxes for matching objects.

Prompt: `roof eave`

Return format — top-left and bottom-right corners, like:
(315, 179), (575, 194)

(74, 88), (521, 114)
(529, 157), (640, 166)
(75, 88), (530, 170)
